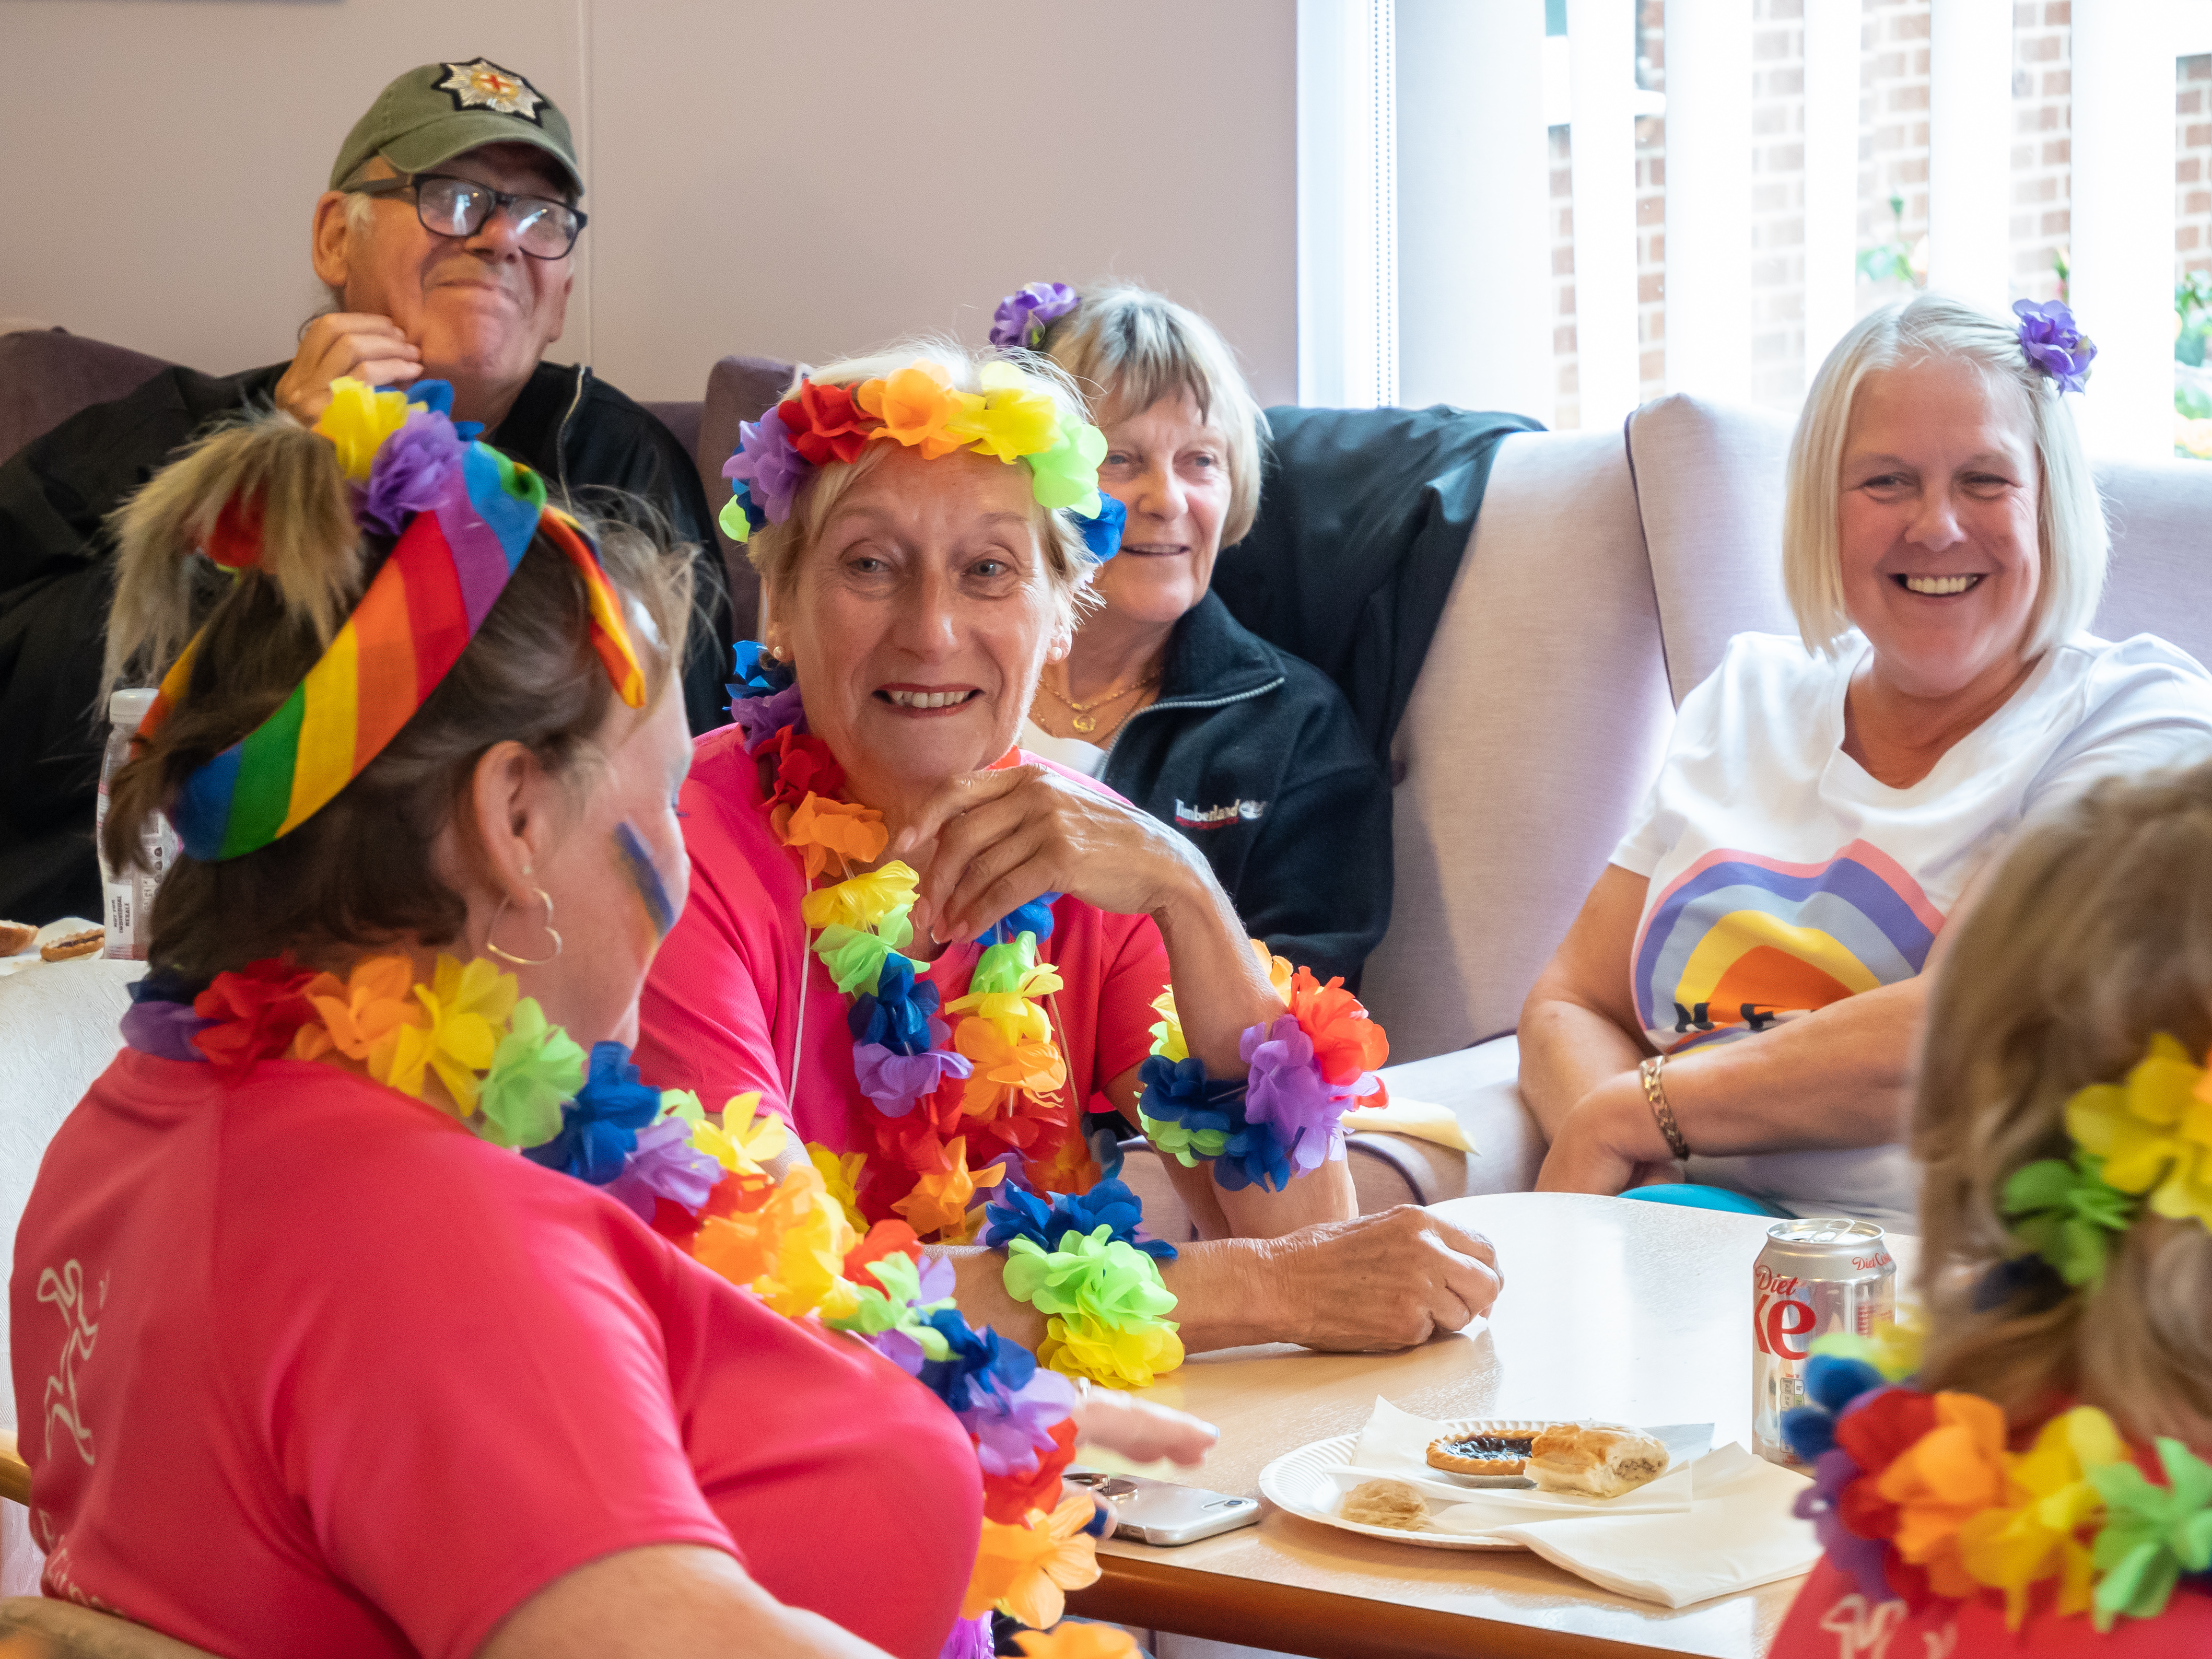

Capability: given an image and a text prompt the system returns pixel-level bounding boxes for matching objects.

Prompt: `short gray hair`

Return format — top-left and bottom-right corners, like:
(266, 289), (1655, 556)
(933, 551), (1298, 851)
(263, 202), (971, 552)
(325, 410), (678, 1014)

(1038, 284), (1266, 548)
(1784, 293), (2108, 658)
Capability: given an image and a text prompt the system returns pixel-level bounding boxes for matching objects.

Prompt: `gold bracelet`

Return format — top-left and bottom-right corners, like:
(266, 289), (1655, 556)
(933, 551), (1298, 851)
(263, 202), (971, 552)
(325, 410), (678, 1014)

(1638, 1055), (1691, 1162)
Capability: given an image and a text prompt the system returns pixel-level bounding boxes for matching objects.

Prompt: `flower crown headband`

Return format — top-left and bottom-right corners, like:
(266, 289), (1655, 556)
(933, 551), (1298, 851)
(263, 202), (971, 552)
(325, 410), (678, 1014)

(1996, 1029), (2212, 1294)
(2012, 299), (2096, 394)
(137, 378), (646, 863)
(719, 357), (1126, 563)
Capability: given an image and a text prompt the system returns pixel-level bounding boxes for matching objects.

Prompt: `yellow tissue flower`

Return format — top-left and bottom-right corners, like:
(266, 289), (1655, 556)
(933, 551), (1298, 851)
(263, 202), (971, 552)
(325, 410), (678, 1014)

(801, 862), (918, 934)
(312, 377), (413, 480)
(2067, 1033), (2212, 1229)
(807, 1141), (869, 1232)
(369, 954), (517, 1111)
(1956, 1406), (2125, 1628)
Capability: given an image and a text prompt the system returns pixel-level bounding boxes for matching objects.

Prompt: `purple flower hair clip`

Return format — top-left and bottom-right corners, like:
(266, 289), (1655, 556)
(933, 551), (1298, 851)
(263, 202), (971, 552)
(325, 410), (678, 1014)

(357, 405), (467, 536)
(989, 282), (1081, 350)
(2013, 299), (2096, 394)
(722, 407), (807, 528)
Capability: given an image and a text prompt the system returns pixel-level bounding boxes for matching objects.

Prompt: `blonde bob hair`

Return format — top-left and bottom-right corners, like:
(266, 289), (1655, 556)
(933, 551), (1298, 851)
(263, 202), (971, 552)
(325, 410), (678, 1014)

(1783, 293), (2108, 659)
(742, 342), (1097, 633)
(1037, 283), (1266, 549)
(1913, 758), (2212, 1446)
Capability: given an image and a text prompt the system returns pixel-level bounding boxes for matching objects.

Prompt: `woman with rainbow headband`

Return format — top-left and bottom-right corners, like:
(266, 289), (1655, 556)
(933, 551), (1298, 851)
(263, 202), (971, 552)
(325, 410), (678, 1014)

(1770, 757), (2212, 1654)
(633, 343), (1503, 1372)
(11, 377), (1213, 1659)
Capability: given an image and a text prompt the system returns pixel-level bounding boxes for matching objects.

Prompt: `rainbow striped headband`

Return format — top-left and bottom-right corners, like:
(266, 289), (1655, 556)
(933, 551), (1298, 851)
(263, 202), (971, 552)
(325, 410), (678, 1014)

(139, 379), (646, 863)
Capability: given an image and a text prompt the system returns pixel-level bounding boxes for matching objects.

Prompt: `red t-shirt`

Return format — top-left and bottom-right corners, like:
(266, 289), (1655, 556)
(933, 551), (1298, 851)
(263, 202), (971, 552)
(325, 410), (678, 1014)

(634, 729), (1169, 1154)
(10, 1050), (980, 1659)
(1770, 1555), (2212, 1656)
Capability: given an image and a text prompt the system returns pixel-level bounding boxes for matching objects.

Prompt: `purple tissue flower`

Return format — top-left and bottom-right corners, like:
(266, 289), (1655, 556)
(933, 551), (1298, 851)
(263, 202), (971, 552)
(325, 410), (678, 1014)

(853, 1043), (972, 1117)
(731, 683), (806, 753)
(914, 1252), (956, 1304)
(1241, 1013), (1349, 1172)
(605, 1117), (723, 1221)
(955, 1368), (1078, 1477)
(1794, 1447), (1895, 1605)
(358, 408), (466, 535)
(937, 1614), (994, 1659)
(120, 997), (215, 1062)
(989, 282), (1081, 349)
(867, 1328), (928, 1375)
(2013, 300), (2096, 393)
(722, 408), (807, 524)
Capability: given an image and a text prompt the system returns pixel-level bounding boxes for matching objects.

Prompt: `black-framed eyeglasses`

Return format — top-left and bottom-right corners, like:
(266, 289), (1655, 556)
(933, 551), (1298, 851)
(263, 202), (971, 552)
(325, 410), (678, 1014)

(347, 173), (587, 260)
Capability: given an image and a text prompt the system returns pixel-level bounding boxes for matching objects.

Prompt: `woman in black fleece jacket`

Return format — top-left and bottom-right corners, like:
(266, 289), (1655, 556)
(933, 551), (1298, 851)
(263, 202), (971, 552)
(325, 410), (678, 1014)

(1010, 283), (1390, 984)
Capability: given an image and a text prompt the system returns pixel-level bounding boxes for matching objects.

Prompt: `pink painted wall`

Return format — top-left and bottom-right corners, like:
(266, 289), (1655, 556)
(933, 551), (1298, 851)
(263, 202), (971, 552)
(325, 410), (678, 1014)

(0, 0), (1299, 404)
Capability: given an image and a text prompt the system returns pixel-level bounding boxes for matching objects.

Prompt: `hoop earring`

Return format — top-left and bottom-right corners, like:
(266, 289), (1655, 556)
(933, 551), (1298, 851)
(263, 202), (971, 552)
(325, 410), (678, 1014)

(485, 887), (563, 966)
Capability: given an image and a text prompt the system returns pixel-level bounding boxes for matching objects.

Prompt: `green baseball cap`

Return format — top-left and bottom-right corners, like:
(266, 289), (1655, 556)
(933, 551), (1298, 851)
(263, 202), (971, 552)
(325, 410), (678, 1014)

(329, 59), (582, 197)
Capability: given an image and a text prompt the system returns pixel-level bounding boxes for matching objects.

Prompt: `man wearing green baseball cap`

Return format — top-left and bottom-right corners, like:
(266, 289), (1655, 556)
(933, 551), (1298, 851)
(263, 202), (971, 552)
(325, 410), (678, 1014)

(0, 60), (729, 926)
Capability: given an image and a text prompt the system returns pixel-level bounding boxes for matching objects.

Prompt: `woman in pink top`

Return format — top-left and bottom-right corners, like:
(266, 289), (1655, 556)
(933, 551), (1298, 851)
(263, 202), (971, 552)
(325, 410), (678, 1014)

(634, 344), (1502, 1362)
(13, 386), (1208, 1659)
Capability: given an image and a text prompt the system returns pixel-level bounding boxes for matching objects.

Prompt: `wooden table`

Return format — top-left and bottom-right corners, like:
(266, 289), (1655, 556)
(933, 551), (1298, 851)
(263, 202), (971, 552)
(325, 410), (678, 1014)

(1067, 1191), (1918, 1659)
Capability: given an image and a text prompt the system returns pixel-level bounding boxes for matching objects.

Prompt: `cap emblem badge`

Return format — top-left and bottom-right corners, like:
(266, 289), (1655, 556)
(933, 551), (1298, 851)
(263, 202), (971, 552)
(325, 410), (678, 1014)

(437, 59), (544, 123)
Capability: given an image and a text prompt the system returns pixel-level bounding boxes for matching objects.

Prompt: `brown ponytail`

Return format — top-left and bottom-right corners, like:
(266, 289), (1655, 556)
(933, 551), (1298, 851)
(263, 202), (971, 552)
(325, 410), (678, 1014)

(101, 410), (692, 984)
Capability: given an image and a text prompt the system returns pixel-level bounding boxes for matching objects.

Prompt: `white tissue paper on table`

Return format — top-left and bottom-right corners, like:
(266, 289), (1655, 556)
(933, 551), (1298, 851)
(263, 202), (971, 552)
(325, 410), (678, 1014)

(1483, 1442), (1821, 1607)
(1330, 1397), (1820, 1606)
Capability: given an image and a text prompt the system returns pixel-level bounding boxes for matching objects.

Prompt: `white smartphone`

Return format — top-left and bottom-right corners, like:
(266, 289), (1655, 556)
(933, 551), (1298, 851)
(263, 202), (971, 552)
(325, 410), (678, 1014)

(1062, 1465), (1263, 1546)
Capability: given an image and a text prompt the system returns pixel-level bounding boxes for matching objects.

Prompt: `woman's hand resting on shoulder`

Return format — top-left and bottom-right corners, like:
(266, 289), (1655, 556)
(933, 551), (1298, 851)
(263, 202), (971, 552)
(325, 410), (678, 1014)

(892, 763), (1206, 946)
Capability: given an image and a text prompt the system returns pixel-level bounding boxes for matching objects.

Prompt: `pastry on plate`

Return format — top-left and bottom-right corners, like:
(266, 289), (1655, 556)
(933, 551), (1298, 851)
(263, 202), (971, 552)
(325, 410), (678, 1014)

(40, 927), (104, 962)
(1425, 1431), (1537, 1475)
(1525, 1424), (1670, 1498)
(1339, 1478), (1430, 1531)
(0, 920), (36, 955)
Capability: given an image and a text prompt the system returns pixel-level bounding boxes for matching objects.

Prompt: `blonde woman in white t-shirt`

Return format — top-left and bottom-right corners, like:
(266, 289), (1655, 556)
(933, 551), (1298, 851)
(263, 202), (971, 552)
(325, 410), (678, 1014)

(1518, 294), (2212, 1227)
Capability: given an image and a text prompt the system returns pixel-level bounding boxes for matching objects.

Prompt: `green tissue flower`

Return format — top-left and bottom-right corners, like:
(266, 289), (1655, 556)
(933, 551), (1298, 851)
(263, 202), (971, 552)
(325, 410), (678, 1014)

(1139, 1109), (1230, 1169)
(1026, 412), (1107, 516)
(1004, 1228), (1177, 1327)
(476, 997), (586, 1148)
(2089, 1438), (2212, 1630)
(813, 925), (905, 996)
(971, 933), (1040, 997)
(2002, 1151), (2137, 1288)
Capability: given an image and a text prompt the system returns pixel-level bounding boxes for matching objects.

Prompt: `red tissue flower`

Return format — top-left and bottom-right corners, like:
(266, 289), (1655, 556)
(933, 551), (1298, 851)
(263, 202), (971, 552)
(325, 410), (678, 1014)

(1288, 968), (1389, 1085)
(765, 727), (845, 812)
(191, 959), (321, 1081)
(777, 381), (876, 466)
(981, 1416), (1078, 1525)
(844, 1218), (923, 1282)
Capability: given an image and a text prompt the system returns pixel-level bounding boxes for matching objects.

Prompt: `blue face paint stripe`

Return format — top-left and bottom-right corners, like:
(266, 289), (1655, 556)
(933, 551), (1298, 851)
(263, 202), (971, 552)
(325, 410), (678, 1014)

(613, 821), (676, 939)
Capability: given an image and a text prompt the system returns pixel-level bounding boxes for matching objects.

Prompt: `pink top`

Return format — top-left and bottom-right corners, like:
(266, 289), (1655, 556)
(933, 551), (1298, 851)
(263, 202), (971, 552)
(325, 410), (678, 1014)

(634, 729), (1169, 1164)
(1771, 1555), (2212, 1656)
(10, 1052), (979, 1659)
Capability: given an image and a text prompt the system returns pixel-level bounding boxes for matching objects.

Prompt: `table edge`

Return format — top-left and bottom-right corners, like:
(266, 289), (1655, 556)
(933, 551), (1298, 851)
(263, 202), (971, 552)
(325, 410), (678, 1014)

(1070, 1555), (1715, 1659)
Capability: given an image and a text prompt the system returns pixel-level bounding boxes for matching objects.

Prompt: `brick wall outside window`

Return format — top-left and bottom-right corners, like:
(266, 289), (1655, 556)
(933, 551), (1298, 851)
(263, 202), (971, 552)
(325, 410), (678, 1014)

(1539, 0), (2212, 430)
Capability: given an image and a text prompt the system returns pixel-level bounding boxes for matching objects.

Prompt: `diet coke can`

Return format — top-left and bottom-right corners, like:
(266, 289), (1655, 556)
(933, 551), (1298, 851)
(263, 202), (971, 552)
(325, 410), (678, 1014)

(1752, 1217), (1895, 1466)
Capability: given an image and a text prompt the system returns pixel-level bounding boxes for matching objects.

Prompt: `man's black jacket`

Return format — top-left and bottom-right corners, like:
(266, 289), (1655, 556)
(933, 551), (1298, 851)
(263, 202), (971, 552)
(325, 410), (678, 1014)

(0, 358), (729, 922)
(1098, 591), (1390, 986)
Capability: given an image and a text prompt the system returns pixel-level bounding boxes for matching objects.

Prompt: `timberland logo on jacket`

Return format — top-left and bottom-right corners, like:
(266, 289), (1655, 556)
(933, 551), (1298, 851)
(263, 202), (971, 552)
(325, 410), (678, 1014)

(1174, 798), (1265, 828)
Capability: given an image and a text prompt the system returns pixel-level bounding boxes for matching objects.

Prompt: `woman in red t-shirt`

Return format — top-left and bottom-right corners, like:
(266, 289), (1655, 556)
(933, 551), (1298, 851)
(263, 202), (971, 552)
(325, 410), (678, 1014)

(634, 345), (1504, 1371)
(1769, 760), (2212, 1655)
(11, 388), (1208, 1659)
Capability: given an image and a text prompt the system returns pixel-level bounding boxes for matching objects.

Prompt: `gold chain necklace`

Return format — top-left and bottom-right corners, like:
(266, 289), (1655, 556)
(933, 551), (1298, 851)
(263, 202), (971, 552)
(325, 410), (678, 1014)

(1039, 670), (1160, 734)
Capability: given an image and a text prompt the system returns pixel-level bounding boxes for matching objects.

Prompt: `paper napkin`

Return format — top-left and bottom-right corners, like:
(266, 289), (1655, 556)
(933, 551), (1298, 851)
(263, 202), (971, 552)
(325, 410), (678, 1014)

(1481, 1442), (1821, 1607)
(1342, 1096), (1478, 1153)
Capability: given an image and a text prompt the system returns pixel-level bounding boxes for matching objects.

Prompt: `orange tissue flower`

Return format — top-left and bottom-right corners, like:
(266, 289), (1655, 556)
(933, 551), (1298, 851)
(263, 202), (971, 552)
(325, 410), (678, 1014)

(962, 1492), (1102, 1626)
(891, 1135), (1005, 1237)
(1874, 1392), (2013, 1598)
(1288, 967), (1389, 1085)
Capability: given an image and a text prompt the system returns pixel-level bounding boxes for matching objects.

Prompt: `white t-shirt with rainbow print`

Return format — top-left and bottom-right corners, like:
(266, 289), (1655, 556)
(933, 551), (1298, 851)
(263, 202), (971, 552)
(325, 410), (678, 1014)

(1611, 628), (2212, 1226)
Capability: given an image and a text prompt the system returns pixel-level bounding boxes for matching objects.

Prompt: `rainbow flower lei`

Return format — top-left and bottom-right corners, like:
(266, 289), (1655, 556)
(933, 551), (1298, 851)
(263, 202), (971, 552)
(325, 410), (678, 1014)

(718, 358), (1127, 563)
(728, 648), (1187, 1389)
(121, 955), (1128, 1650)
(1775, 1027), (2212, 1634)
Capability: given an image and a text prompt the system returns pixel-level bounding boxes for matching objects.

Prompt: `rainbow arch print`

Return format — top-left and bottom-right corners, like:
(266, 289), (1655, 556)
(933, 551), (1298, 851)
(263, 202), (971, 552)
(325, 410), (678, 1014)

(1632, 840), (1945, 1053)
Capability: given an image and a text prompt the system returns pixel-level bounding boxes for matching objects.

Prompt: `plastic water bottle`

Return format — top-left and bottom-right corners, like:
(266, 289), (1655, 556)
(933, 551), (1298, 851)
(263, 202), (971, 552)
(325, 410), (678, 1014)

(94, 688), (179, 961)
